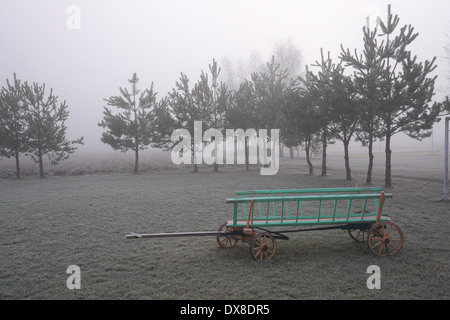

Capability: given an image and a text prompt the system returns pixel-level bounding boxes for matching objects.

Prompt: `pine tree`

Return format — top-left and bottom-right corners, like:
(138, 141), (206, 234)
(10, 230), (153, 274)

(22, 81), (83, 178)
(228, 79), (258, 170)
(0, 74), (28, 178)
(252, 56), (288, 130)
(341, 26), (386, 184)
(163, 60), (232, 172)
(341, 5), (441, 187)
(300, 51), (337, 177)
(251, 57), (288, 168)
(98, 73), (165, 174)
(167, 73), (208, 172)
(281, 84), (321, 175)
(376, 5), (441, 187)
(192, 59), (228, 171)
(315, 53), (359, 181)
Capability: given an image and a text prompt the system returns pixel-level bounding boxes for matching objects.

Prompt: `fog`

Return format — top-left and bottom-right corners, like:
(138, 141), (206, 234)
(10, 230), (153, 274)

(1, 0), (449, 157)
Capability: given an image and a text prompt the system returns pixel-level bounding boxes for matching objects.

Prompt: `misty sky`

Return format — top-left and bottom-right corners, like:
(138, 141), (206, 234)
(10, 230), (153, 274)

(1, 0), (449, 154)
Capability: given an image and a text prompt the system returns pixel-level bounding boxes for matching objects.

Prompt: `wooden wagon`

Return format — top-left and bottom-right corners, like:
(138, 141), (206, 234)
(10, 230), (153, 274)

(126, 187), (404, 260)
(217, 187), (404, 260)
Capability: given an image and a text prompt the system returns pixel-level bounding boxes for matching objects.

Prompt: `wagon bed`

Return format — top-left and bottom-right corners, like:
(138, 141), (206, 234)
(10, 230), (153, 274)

(217, 187), (403, 260)
(225, 192), (391, 228)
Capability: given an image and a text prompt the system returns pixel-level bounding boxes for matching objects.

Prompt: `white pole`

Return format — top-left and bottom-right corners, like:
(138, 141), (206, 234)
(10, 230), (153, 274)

(445, 117), (449, 203)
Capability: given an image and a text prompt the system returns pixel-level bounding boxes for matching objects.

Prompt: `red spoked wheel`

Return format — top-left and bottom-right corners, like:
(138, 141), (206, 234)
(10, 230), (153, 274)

(348, 228), (368, 242)
(367, 221), (404, 256)
(217, 222), (237, 248)
(348, 211), (371, 242)
(250, 232), (277, 260)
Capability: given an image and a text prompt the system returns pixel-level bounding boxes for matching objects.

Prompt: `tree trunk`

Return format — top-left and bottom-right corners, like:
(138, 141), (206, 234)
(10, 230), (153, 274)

(134, 148), (139, 174)
(38, 148), (44, 178)
(305, 140), (313, 175)
(321, 128), (327, 177)
(366, 133), (374, 184)
(344, 141), (351, 181)
(133, 92), (139, 175)
(385, 133), (392, 188)
(289, 147), (294, 159)
(14, 148), (20, 179)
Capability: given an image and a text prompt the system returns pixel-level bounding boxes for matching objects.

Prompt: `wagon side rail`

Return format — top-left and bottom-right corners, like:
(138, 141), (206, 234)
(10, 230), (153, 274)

(235, 186), (383, 197)
(235, 187), (383, 219)
(226, 192), (392, 228)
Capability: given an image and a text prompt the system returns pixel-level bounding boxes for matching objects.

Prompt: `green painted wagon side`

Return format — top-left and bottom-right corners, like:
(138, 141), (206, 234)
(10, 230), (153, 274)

(225, 192), (392, 228)
(235, 187), (384, 222)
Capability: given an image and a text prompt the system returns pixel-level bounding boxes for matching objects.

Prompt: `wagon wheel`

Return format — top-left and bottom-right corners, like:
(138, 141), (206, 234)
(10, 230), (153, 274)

(250, 232), (276, 260)
(367, 221), (404, 256)
(348, 228), (368, 242)
(217, 223), (237, 248)
(348, 210), (371, 242)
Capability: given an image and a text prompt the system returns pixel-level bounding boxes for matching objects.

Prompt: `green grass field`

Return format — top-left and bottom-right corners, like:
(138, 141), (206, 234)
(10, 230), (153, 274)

(0, 154), (449, 300)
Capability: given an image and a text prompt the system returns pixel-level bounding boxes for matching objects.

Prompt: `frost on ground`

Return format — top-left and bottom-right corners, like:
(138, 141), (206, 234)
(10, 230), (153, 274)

(0, 151), (448, 299)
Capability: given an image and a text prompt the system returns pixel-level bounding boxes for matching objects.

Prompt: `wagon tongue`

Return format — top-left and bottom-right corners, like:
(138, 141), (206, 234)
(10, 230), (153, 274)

(125, 231), (223, 239)
(128, 232), (142, 238)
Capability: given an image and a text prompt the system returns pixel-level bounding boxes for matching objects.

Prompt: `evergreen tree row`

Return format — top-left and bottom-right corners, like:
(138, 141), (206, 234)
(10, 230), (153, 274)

(2, 5), (449, 185)
(0, 74), (83, 178)
(98, 5), (448, 187)
(283, 5), (444, 186)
